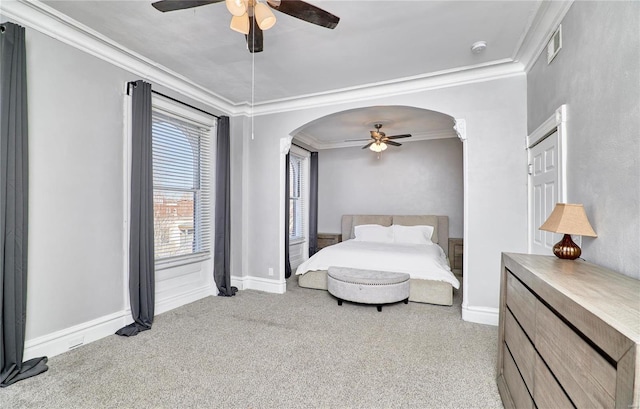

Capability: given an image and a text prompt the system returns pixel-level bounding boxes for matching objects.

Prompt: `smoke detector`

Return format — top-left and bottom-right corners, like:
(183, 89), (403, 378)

(470, 41), (487, 54)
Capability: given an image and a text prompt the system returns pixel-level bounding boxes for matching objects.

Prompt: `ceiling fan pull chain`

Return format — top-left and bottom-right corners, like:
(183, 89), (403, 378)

(251, 9), (255, 140)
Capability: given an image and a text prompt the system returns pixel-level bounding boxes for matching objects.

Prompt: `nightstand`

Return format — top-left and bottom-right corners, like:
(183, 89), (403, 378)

(448, 238), (463, 275)
(317, 233), (342, 250)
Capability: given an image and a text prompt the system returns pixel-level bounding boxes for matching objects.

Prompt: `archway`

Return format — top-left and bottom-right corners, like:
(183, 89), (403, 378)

(280, 105), (467, 305)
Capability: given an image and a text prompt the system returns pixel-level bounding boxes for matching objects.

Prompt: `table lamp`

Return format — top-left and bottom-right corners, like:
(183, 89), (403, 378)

(539, 203), (597, 260)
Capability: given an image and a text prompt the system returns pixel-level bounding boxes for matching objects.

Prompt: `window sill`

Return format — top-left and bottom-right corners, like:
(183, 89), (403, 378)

(155, 252), (211, 271)
(290, 238), (306, 245)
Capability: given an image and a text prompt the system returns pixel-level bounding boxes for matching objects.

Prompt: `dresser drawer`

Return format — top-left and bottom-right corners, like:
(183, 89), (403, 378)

(504, 309), (535, 391)
(533, 354), (573, 409)
(503, 345), (534, 409)
(506, 271), (536, 340)
(535, 300), (616, 409)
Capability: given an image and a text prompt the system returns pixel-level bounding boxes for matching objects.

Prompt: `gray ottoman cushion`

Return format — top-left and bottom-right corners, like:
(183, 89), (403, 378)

(327, 267), (410, 306)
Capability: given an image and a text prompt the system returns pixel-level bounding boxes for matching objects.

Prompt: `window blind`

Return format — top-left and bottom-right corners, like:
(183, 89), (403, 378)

(152, 110), (213, 261)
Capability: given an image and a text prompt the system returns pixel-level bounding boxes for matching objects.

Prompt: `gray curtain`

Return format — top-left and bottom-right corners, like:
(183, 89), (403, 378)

(0, 22), (48, 387)
(116, 80), (155, 337)
(308, 152), (319, 256)
(214, 116), (237, 296)
(284, 153), (292, 278)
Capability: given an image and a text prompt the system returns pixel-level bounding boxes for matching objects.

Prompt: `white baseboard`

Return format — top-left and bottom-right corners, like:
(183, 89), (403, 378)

(155, 284), (215, 315)
(231, 275), (286, 294)
(23, 311), (129, 361)
(23, 284), (214, 361)
(461, 304), (499, 326)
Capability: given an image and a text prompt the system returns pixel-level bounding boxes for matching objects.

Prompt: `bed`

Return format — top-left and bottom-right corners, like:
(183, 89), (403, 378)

(296, 215), (460, 306)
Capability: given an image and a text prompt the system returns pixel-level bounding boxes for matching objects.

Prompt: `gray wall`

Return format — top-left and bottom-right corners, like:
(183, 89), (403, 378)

(527, 1), (640, 278)
(317, 138), (463, 238)
(15, 22), (221, 356)
(250, 74), (528, 322)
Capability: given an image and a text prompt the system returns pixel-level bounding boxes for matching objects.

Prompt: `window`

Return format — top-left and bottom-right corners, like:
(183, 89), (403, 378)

(289, 147), (309, 242)
(151, 99), (215, 264)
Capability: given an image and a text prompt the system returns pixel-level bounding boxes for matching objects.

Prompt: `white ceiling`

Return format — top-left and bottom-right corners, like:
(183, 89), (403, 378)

(31, 0), (546, 149)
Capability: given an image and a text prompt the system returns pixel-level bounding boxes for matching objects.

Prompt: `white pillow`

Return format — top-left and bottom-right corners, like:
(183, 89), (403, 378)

(353, 224), (394, 243)
(392, 224), (434, 245)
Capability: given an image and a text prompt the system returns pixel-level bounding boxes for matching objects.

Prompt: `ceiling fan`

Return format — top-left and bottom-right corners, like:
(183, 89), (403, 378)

(151, 0), (340, 53)
(346, 124), (412, 153)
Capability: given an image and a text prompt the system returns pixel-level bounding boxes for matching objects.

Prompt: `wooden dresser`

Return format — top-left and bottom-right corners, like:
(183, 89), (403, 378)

(497, 253), (640, 409)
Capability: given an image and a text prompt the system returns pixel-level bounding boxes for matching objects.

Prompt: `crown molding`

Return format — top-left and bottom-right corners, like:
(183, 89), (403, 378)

(251, 0), (571, 115)
(514, 0), (574, 72)
(0, 0), (240, 115)
(251, 60), (525, 116)
(1, 0), (570, 118)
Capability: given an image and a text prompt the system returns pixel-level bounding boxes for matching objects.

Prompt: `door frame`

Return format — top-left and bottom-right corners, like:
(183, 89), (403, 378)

(527, 105), (568, 253)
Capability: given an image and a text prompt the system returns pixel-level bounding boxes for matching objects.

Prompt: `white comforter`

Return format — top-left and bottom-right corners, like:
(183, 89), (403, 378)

(295, 240), (460, 289)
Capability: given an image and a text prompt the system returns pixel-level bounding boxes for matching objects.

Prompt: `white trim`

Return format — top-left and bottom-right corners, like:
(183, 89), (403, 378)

(295, 129), (456, 151)
(526, 105), (568, 253)
(0, 0), (236, 114)
(457, 117), (469, 314)
(152, 94), (216, 128)
(518, 0), (574, 73)
(122, 88), (132, 314)
(0, 0), (568, 117)
(23, 311), (129, 361)
(155, 253), (211, 271)
(461, 305), (499, 326)
(231, 275), (287, 294)
(279, 135), (294, 282)
(454, 119), (467, 141)
(155, 284), (214, 315)
(22, 284), (213, 360)
(252, 62), (524, 116)
(527, 104), (567, 149)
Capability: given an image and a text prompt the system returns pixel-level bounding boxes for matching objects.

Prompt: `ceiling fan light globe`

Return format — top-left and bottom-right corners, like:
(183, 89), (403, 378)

(255, 2), (277, 30)
(380, 142), (388, 151)
(230, 13), (250, 34)
(226, 0), (247, 17)
(370, 143), (382, 153)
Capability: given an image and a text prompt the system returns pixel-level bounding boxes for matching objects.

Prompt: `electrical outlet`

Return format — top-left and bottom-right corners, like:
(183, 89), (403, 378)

(268, 267), (274, 276)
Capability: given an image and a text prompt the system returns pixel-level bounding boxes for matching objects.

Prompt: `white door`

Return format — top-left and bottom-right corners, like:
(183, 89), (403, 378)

(528, 130), (560, 255)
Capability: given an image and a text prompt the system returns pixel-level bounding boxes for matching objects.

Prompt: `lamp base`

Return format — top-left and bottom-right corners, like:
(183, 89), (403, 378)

(552, 234), (581, 260)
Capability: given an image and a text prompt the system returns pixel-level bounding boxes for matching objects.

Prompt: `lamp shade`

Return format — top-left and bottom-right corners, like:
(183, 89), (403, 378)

(539, 203), (597, 237)
(230, 13), (249, 34)
(254, 2), (276, 30)
(225, 0), (247, 17)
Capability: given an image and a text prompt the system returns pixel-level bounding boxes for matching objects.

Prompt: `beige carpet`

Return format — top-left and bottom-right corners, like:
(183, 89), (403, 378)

(0, 276), (503, 408)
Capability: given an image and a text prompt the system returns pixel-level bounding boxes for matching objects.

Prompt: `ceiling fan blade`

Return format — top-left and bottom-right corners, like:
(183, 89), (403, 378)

(362, 142), (374, 150)
(345, 138), (374, 142)
(151, 0), (223, 13)
(385, 134), (412, 139)
(268, 0), (340, 29)
(386, 140), (402, 147)
(245, 16), (264, 53)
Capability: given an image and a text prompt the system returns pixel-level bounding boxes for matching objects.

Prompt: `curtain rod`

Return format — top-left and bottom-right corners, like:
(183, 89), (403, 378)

(126, 81), (220, 119)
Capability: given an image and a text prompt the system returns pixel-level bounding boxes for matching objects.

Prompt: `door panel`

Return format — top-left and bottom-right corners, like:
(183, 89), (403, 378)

(529, 131), (560, 255)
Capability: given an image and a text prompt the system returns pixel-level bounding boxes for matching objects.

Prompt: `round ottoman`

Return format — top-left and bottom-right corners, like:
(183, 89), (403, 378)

(327, 267), (410, 311)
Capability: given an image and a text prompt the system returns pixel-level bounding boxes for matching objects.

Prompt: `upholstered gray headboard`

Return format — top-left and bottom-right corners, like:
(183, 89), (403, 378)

(340, 215), (450, 257)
